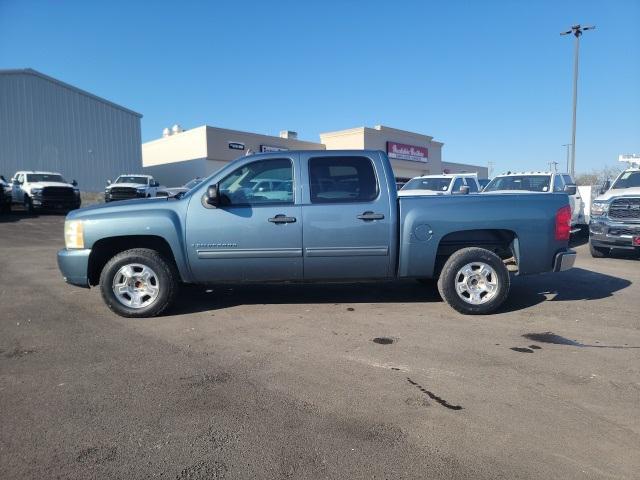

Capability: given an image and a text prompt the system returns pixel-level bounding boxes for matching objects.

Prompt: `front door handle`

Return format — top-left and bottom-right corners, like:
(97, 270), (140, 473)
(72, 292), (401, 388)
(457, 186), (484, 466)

(268, 214), (297, 224)
(357, 211), (385, 221)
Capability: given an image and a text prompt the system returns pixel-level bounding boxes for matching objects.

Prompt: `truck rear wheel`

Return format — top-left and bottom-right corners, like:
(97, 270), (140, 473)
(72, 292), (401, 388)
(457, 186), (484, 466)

(99, 248), (178, 318)
(589, 242), (610, 258)
(437, 247), (510, 315)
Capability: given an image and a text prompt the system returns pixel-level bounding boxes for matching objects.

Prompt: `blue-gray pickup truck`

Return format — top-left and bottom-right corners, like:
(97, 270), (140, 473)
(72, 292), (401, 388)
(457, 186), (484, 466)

(58, 150), (576, 317)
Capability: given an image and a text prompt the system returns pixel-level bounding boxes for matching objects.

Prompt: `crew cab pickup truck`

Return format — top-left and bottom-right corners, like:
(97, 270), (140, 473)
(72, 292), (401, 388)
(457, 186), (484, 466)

(589, 162), (640, 257)
(11, 171), (80, 212)
(57, 150), (576, 318)
(104, 174), (160, 202)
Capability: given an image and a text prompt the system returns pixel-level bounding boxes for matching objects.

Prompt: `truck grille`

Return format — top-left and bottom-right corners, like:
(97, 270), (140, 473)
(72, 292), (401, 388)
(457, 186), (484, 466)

(609, 197), (640, 220)
(41, 186), (74, 200)
(109, 187), (138, 200)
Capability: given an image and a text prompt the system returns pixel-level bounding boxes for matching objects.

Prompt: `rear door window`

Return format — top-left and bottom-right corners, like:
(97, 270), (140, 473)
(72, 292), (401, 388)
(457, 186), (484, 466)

(309, 156), (378, 203)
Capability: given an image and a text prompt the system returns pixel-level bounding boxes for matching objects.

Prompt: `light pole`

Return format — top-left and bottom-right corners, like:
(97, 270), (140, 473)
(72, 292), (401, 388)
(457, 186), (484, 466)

(561, 24), (595, 177)
(562, 143), (571, 172)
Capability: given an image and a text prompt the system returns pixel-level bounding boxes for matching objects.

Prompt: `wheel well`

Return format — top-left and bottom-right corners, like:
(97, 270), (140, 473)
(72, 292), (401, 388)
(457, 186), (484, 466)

(88, 235), (178, 286)
(435, 229), (518, 275)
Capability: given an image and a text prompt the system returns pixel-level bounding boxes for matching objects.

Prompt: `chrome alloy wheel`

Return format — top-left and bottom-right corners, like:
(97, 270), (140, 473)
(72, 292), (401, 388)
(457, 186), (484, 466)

(112, 263), (160, 309)
(454, 262), (499, 305)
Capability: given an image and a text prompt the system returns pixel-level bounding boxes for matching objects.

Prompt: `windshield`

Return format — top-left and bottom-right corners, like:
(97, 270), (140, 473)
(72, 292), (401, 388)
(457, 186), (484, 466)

(612, 171), (640, 189)
(483, 175), (551, 192)
(116, 176), (148, 184)
(26, 173), (67, 183)
(401, 177), (451, 192)
(183, 178), (203, 189)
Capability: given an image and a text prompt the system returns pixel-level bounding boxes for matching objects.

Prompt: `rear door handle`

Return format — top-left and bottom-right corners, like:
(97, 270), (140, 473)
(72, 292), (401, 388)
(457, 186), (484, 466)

(268, 214), (297, 224)
(357, 211), (385, 221)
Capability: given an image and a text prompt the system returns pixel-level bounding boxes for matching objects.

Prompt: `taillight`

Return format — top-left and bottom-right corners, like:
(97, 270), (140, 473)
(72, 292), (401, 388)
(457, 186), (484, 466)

(555, 205), (571, 241)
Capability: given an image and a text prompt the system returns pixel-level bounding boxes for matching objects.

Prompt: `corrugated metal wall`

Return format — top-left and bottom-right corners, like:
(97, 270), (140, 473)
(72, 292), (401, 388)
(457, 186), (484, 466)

(0, 71), (142, 192)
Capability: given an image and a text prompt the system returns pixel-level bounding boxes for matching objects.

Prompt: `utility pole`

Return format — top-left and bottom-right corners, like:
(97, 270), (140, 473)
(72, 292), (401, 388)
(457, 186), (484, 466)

(561, 24), (595, 177)
(562, 143), (571, 172)
(487, 161), (495, 178)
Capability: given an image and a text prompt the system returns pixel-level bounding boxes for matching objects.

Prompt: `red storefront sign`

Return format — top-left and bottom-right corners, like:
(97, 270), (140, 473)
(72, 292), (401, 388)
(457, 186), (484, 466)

(386, 142), (428, 163)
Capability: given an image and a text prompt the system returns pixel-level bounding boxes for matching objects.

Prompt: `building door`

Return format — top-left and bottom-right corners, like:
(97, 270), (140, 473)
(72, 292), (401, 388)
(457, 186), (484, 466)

(301, 153), (393, 280)
(185, 156), (302, 283)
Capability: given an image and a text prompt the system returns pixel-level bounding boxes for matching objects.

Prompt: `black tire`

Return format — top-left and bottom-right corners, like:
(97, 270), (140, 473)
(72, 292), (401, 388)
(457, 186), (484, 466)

(23, 195), (34, 213)
(589, 242), (609, 258)
(99, 248), (178, 318)
(437, 247), (510, 315)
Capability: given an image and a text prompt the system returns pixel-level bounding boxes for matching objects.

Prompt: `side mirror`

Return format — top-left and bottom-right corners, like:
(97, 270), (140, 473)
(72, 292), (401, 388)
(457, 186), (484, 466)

(72, 179), (78, 187)
(458, 185), (470, 195)
(205, 184), (220, 207)
(152, 181), (160, 187)
(106, 179), (112, 185)
(564, 184), (577, 196)
(13, 178), (20, 185)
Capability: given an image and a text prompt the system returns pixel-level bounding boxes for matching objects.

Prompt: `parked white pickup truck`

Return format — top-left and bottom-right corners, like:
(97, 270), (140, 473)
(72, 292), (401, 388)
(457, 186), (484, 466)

(104, 174), (160, 202)
(589, 160), (640, 257)
(482, 171), (586, 232)
(10, 171), (81, 212)
(398, 173), (481, 196)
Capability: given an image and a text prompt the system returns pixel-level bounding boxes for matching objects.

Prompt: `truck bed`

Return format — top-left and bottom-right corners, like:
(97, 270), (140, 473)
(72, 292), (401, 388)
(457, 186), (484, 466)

(397, 193), (570, 278)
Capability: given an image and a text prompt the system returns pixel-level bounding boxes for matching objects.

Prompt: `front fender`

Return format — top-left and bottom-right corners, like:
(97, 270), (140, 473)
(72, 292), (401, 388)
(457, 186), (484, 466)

(81, 208), (192, 282)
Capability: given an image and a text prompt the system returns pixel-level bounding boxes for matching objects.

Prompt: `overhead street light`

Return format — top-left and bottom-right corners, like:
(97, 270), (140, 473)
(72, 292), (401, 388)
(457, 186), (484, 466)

(561, 24), (595, 177)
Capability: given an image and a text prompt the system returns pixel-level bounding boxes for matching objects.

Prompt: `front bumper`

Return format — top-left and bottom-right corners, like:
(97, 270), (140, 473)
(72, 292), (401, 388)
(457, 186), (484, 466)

(553, 249), (577, 272)
(589, 217), (640, 250)
(57, 248), (91, 288)
(32, 195), (81, 210)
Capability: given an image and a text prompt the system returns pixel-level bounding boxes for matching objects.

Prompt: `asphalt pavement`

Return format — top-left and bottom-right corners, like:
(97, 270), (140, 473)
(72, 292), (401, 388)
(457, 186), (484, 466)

(1, 211), (639, 479)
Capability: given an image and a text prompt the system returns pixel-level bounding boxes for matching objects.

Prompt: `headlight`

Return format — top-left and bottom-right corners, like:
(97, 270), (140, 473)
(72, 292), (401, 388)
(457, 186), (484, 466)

(64, 220), (85, 249)
(31, 188), (43, 195)
(591, 201), (609, 217)
(136, 187), (146, 192)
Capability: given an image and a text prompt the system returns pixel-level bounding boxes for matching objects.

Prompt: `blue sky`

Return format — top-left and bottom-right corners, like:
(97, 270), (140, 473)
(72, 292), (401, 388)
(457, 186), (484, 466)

(1, 0), (638, 175)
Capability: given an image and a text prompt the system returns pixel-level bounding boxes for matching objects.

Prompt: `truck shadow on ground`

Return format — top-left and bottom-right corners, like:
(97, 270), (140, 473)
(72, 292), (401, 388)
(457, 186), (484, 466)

(500, 267), (632, 313)
(169, 267), (630, 316)
(171, 280), (441, 315)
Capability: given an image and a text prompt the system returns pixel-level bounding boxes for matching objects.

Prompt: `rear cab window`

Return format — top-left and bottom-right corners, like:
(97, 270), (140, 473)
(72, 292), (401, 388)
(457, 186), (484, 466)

(308, 156), (378, 203)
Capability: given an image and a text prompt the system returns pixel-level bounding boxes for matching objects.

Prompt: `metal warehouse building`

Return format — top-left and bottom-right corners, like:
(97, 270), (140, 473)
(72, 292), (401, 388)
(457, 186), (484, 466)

(0, 68), (142, 192)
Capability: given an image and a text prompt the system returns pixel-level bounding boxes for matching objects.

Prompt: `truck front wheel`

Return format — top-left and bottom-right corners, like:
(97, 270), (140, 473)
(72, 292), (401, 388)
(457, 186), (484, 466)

(99, 248), (178, 318)
(437, 247), (510, 315)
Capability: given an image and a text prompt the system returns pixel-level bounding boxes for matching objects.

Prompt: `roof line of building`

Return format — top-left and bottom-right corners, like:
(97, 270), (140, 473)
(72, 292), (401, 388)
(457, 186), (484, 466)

(0, 68), (143, 118)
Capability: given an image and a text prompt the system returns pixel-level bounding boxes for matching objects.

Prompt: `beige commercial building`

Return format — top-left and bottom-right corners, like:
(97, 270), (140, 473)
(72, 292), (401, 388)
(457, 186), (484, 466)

(142, 124), (487, 187)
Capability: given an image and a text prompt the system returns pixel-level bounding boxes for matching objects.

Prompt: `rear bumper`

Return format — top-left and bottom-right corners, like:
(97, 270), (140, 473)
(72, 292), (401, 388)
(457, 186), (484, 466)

(589, 218), (640, 250)
(57, 248), (91, 288)
(553, 249), (576, 272)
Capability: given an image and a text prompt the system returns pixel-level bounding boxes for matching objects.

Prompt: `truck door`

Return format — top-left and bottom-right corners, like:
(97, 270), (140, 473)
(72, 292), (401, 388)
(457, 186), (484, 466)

(185, 155), (303, 283)
(301, 153), (393, 280)
(12, 173), (24, 202)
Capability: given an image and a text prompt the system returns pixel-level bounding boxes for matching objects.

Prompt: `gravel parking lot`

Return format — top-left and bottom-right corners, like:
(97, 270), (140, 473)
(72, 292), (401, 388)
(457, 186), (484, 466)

(1, 211), (639, 479)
